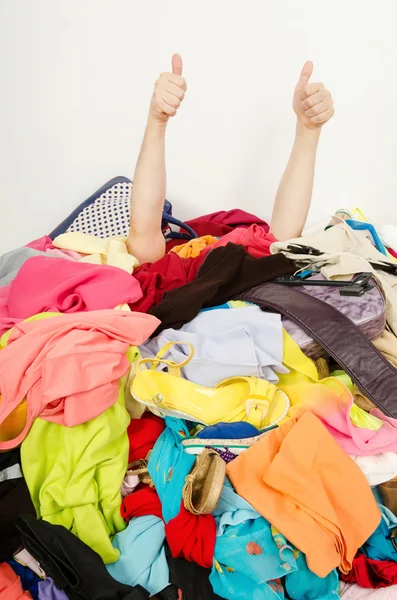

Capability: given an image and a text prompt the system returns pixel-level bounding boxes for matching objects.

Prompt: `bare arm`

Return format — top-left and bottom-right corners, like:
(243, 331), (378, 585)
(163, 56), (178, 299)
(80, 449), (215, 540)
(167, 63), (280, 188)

(127, 54), (186, 264)
(128, 120), (168, 264)
(270, 62), (335, 241)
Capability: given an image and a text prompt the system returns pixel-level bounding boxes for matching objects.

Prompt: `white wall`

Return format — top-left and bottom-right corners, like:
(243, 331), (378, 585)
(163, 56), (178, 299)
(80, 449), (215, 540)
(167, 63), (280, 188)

(1, 0), (397, 254)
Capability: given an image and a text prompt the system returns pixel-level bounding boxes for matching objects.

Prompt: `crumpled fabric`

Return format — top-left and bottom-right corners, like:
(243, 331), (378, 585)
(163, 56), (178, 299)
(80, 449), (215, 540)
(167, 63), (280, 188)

(339, 553), (397, 589)
(0, 562), (32, 599)
(21, 388), (130, 564)
(339, 581), (397, 599)
(107, 515), (169, 596)
(170, 236), (218, 258)
(121, 486), (163, 522)
(184, 209), (270, 238)
(149, 418), (216, 568)
(361, 503), (397, 562)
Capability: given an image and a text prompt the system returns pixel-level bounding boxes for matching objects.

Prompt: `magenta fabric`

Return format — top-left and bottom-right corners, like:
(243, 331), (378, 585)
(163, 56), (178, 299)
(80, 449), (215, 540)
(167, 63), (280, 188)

(0, 310), (160, 450)
(0, 285), (19, 337)
(200, 224), (277, 259)
(26, 236), (81, 260)
(7, 257), (142, 319)
(308, 399), (397, 456)
(388, 247), (397, 259)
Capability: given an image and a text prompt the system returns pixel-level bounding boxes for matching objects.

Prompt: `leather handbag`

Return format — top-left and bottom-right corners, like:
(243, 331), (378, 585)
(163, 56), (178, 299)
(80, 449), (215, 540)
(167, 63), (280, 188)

(236, 283), (397, 419)
(279, 274), (386, 359)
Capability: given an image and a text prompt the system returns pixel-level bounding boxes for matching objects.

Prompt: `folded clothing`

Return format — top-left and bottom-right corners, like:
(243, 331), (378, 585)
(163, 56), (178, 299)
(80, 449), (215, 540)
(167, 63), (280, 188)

(0, 562), (32, 599)
(227, 411), (381, 577)
(7, 256), (142, 319)
(16, 515), (149, 600)
(0, 310), (159, 450)
(21, 389), (130, 565)
(149, 244), (296, 334)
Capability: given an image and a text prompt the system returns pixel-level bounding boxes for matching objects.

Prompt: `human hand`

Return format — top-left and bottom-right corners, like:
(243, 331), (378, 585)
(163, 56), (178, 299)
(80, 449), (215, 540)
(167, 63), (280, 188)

(148, 54), (187, 124)
(293, 62), (335, 131)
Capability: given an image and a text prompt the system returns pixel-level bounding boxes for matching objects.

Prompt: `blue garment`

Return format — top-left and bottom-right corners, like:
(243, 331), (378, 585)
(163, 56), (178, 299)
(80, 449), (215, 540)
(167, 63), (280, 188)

(7, 559), (40, 600)
(106, 515), (169, 596)
(148, 418), (195, 522)
(210, 479), (297, 600)
(362, 503), (397, 561)
(285, 553), (339, 600)
(197, 422), (260, 440)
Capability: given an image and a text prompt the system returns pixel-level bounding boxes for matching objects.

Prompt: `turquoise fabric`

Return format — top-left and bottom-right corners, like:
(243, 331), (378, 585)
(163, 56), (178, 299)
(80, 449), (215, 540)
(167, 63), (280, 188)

(148, 418), (195, 522)
(285, 553), (339, 599)
(210, 479), (297, 599)
(106, 515), (169, 596)
(362, 501), (397, 562)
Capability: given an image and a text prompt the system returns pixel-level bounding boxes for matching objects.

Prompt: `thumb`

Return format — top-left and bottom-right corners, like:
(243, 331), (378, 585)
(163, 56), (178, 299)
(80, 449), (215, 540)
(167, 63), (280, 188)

(295, 61), (313, 91)
(172, 53), (183, 76)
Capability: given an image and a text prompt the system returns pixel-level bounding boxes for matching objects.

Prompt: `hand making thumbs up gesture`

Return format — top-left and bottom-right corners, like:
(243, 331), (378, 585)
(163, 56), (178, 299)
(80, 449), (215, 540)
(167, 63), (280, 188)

(149, 54), (187, 124)
(293, 61), (334, 130)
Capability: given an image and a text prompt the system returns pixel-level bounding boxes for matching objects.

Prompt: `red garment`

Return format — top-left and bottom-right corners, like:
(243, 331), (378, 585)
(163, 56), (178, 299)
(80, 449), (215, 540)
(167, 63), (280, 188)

(121, 486), (163, 521)
(127, 413), (165, 463)
(339, 553), (397, 589)
(388, 247), (397, 259)
(131, 252), (205, 313)
(165, 502), (216, 569)
(8, 256), (142, 319)
(0, 562), (32, 599)
(205, 224), (277, 259)
(186, 209), (269, 238)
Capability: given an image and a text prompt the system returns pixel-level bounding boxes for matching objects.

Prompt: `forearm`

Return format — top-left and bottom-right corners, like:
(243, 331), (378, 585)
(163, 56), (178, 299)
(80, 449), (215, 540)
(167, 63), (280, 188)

(270, 121), (321, 241)
(129, 118), (167, 236)
(127, 118), (167, 263)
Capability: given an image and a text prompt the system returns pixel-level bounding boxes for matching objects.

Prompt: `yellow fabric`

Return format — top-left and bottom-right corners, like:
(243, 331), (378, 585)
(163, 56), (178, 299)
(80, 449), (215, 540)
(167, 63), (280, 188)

(170, 235), (218, 258)
(280, 330), (379, 429)
(53, 232), (140, 274)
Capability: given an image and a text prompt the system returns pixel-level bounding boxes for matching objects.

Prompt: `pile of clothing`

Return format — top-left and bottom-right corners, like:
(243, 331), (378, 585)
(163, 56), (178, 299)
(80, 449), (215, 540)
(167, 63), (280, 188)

(1, 208), (397, 600)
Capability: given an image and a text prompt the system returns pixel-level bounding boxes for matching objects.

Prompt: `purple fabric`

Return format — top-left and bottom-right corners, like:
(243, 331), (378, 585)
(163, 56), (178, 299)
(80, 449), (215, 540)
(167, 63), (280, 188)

(212, 447), (237, 464)
(38, 579), (68, 600)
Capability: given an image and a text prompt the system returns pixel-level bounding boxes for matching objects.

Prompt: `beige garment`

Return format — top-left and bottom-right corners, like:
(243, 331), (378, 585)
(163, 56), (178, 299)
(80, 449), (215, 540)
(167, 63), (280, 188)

(374, 330), (397, 368)
(271, 222), (397, 336)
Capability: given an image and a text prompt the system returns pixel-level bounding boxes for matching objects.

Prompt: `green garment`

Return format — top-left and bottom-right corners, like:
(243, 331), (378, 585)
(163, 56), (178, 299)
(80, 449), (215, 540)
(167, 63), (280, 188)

(21, 378), (131, 564)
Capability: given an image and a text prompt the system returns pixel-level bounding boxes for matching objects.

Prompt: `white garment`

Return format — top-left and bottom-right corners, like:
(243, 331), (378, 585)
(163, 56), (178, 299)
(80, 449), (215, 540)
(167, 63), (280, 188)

(349, 453), (397, 487)
(272, 222), (397, 336)
(141, 305), (288, 387)
(339, 582), (397, 598)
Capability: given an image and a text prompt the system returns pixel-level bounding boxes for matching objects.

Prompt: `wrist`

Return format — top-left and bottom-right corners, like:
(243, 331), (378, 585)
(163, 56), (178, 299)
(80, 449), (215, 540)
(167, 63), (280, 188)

(146, 116), (168, 135)
(295, 120), (321, 145)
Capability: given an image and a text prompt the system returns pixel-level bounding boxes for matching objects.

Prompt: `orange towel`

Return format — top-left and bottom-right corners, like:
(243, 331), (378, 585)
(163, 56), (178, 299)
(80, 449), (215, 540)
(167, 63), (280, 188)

(170, 235), (218, 258)
(227, 411), (381, 577)
(0, 562), (32, 599)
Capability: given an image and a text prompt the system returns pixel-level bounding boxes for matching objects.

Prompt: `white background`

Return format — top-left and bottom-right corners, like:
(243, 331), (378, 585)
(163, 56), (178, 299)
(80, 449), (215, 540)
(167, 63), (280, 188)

(1, 0), (397, 254)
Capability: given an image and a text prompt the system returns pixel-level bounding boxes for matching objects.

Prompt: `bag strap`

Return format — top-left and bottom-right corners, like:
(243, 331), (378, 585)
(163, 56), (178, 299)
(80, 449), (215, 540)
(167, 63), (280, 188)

(236, 283), (397, 418)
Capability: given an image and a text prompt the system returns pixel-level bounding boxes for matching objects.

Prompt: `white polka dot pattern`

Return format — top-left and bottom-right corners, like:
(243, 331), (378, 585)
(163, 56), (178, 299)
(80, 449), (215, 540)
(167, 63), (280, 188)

(66, 182), (132, 238)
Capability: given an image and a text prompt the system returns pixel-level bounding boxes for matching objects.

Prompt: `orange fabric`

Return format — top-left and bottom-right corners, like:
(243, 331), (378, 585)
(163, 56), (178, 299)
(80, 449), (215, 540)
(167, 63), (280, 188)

(0, 563), (32, 599)
(170, 235), (218, 258)
(227, 411), (381, 578)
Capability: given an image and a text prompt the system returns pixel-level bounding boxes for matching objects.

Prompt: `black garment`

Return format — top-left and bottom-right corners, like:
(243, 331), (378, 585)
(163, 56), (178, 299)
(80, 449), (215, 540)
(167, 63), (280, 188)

(165, 544), (225, 600)
(16, 515), (149, 600)
(149, 243), (296, 334)
(0, 449), (35, 562)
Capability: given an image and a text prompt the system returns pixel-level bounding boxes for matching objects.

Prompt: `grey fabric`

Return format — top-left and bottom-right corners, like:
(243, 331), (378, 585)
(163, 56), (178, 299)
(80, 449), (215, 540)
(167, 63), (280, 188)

(141, 305), (287, 387)
(0, 247), (46, 286)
